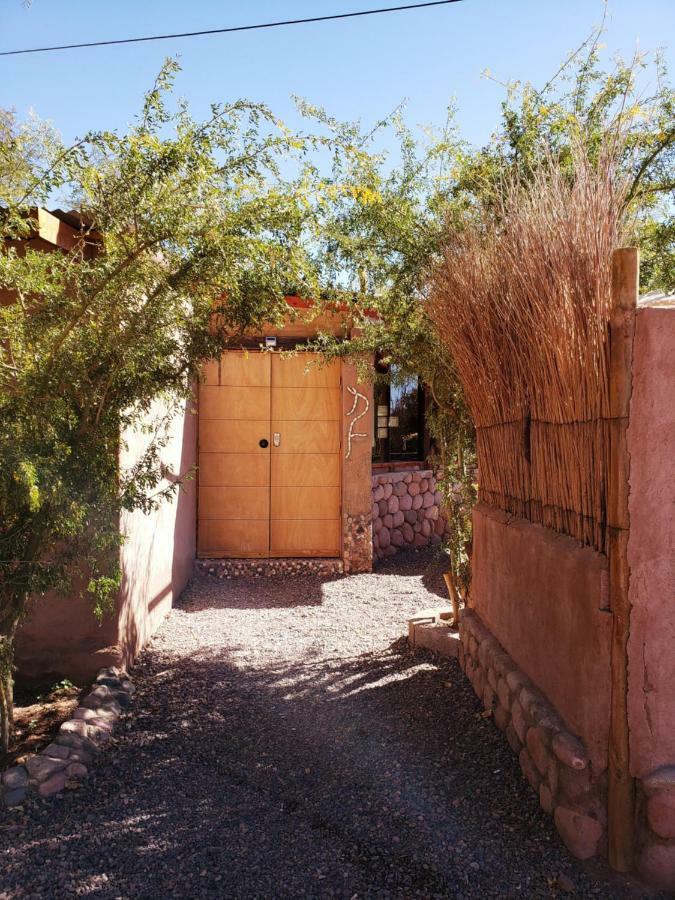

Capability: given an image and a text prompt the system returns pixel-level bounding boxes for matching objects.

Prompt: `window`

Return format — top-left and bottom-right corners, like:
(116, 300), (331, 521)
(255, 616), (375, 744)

(372, 368), (426, 463)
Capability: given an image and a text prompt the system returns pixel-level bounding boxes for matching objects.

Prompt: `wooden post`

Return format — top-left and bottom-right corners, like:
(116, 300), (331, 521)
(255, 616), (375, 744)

(607, 247), (638, 872)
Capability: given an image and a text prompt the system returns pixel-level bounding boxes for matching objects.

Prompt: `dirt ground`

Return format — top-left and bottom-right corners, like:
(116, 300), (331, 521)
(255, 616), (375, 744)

(0, 550), (659, 898)
(7, 681), (81, 768)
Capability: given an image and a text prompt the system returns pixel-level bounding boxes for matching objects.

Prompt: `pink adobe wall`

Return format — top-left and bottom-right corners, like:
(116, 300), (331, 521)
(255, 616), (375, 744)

(15, 583), (120, 686)
(626, 305), (675, 780)
(117, 396), (197, 667)
(470, 503), (612, 771)
(15, 397), (197, 684)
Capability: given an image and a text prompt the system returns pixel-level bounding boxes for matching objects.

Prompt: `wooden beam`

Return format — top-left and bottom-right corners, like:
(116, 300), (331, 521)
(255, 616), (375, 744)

(607, 247), (638, 872)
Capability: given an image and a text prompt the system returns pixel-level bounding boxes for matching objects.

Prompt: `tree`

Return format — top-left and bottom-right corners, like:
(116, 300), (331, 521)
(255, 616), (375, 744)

(0, 60), (325, 753)
(307, 32), (674, 606)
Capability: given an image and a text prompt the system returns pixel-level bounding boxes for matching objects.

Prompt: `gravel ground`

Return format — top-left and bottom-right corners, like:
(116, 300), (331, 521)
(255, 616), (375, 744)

(0, 550), (657, 899)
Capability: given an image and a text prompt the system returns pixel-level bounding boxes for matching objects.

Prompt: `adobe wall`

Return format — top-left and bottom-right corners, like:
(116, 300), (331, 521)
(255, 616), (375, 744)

(372, 469), (451, 561)
(626, 305), (675, 888)
(461, 503), (613, 859)
(15, 398), (197, 684)
(470, 503), (612, 771)
(117, 397), (198, 667)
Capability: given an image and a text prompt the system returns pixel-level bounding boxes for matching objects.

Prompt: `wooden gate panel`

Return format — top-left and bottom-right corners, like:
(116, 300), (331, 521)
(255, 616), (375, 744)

(269, 354), (341, 557)
(198, 352), (272, 558)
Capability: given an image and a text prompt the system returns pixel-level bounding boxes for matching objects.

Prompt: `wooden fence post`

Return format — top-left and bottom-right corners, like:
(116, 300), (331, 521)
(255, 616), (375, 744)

(607, 247), (638, 872)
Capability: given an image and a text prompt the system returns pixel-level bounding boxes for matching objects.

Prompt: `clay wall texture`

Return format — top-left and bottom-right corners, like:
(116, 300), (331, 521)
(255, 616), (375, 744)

(470, 503), (612, 771)
(15, 398), (197, 683)
(625, 304), (675, 889)
(372, 469), (451, 561)
(117, 397), (197, 667)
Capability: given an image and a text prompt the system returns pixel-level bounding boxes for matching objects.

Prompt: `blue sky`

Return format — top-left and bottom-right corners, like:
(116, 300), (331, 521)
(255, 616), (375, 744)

(1, 0), (674, 152)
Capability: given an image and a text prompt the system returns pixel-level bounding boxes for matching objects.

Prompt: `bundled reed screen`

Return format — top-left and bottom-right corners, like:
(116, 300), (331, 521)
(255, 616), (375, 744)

(428, 156), (625, 554)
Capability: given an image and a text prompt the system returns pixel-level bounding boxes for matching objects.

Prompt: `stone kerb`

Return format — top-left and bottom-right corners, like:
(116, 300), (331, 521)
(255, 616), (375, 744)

(1, 666), (133, 807)
(372, 469), (451, 560)
(459, 609), (607, 862)
(635, 766), (675, 891)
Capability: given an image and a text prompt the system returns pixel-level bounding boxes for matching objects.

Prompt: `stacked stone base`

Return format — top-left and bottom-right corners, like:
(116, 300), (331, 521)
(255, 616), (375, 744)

(636, 767), (675, 890)
(372, 470), (451, 561)
(196, 558), (343, 579)
(459, 610), (607, 860)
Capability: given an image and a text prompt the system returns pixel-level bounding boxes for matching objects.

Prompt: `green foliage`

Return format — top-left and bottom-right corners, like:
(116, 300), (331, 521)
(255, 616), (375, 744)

(0, 60), (329, 680)
(309, 32), (673, 593)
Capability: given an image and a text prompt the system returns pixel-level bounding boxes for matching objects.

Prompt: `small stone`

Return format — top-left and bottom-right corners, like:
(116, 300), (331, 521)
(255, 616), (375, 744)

(646, 791), (675, 839)
(552, 732), (588, 770)
(25, 755), (68, 782)
(2, 766), (28, 789)
(73, 707), (98, 721)
(43, 743), (70, 760)
(526, 727), (552, 776)
(422, 492), (434, 509)
(511, 700), (528, 743)
(643, 765), (675, 795)
(539, 782), (554, 814)
(505, 670), (528, 695)
(38, 772), (67, 797)
(558, 764), (592, 808)
(497, 678), (512, 710)
(66, 762), (88, 779)
(55, 732), (98, 754)
(554, 806), (602, 860)
(519, 748), (541, 793)
(494, 705), (510, 732)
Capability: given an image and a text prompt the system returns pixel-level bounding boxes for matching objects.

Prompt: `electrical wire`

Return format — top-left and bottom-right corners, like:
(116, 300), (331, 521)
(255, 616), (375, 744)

(0, 1), (465, 58)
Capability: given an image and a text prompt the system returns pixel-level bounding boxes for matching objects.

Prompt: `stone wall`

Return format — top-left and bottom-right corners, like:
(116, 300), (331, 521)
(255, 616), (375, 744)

(371, 469), (451, 561)
(459, 609), (607, 861)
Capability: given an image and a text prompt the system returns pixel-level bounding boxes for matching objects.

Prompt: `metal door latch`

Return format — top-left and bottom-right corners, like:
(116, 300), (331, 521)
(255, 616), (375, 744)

(273, 432), (281, 447)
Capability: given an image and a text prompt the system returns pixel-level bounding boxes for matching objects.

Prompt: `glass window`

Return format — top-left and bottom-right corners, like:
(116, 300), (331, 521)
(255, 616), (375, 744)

(372, 368), (425, 463)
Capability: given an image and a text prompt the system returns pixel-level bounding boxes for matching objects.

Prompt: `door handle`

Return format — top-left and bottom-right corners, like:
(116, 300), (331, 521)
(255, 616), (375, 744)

(273, 432), (281, 447)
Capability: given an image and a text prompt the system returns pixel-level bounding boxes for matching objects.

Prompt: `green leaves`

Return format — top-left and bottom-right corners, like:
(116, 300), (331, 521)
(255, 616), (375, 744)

(0, 59), (329, 624)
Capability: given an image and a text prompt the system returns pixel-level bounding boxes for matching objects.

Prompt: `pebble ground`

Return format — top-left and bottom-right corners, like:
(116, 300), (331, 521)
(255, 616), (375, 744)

(0, 551), (657, 899)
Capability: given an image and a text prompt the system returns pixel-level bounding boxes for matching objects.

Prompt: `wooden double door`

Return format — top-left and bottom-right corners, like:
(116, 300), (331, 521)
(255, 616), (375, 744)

(198, 351), (341, 558)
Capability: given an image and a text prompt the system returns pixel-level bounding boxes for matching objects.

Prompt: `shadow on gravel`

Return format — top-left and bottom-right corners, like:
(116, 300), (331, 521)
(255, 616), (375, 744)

(1, 630), (655, 899)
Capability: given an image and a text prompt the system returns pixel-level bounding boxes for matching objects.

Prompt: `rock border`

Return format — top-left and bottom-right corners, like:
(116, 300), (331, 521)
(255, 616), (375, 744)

(1, 666), (133, 807)
(459, 609), (607, 861)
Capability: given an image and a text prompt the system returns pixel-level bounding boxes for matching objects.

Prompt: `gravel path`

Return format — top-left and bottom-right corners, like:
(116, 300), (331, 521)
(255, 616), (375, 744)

(0, 551), (655, 899)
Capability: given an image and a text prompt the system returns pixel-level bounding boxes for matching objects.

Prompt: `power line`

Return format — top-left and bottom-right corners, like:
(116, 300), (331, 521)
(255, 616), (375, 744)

(0, 1), (464, 58)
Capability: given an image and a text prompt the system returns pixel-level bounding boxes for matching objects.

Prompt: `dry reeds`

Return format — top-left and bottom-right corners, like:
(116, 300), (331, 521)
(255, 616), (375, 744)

(428, 149), (627, 553)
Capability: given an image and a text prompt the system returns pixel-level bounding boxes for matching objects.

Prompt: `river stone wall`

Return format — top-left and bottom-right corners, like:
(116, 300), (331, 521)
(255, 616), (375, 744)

(372, 469), (451, 561)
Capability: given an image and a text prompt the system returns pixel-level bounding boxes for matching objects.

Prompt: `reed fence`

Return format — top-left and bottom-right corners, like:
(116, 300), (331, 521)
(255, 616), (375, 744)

(429, 153), (626, 554)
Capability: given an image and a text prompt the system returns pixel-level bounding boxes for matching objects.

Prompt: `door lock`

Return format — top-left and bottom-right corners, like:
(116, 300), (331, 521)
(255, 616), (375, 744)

(273, 432), (281, 447)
